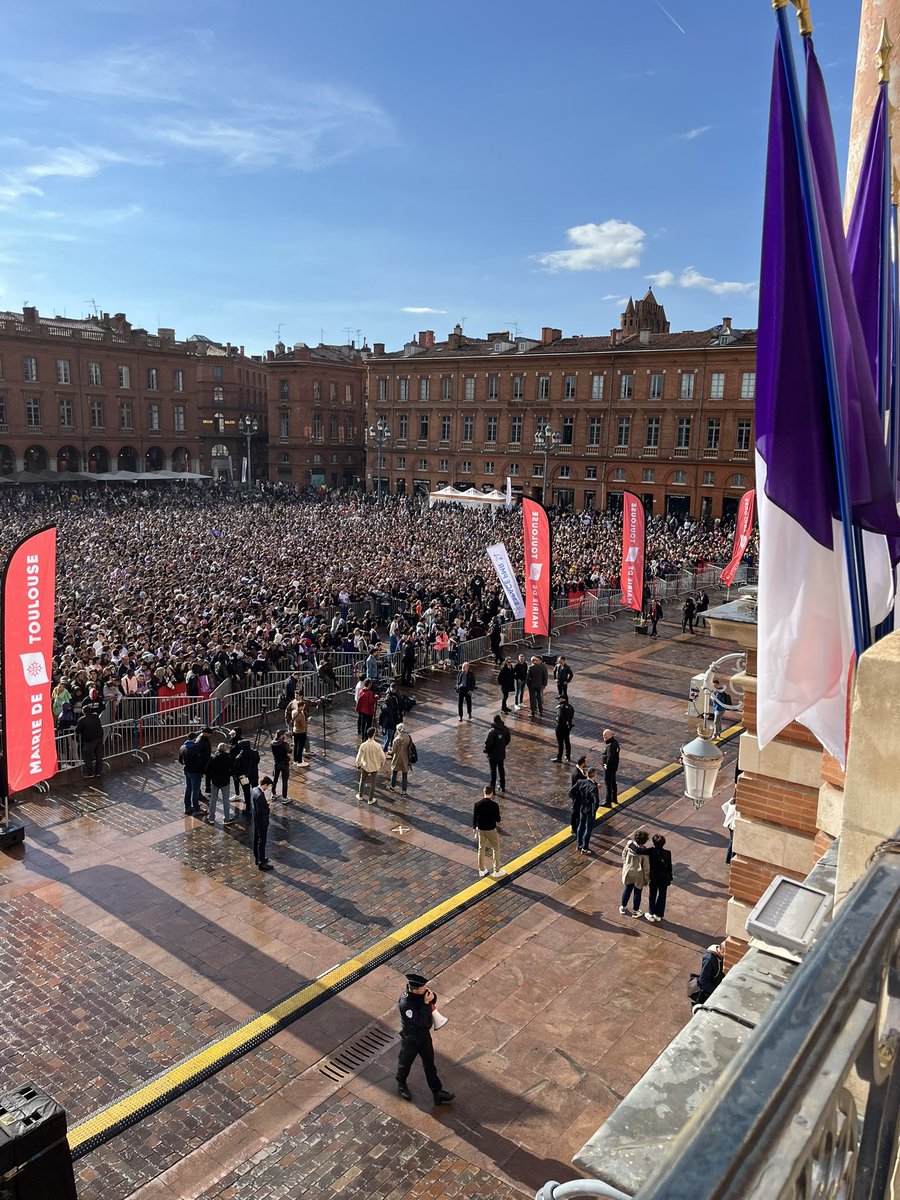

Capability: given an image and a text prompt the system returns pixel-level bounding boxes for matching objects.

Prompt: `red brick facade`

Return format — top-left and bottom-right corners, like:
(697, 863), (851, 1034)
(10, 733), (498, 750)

(365, 295), (757, 516)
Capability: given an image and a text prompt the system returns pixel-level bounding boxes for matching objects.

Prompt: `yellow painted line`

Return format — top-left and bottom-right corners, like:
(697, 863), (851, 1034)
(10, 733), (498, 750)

(68, 725), (743, 1154)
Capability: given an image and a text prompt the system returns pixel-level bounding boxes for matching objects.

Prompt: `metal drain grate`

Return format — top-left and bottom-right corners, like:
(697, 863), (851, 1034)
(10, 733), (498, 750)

(318, 1025), (397, 1082)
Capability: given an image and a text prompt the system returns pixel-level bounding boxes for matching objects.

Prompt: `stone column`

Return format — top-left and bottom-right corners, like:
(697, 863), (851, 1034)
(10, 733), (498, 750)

(845, 0), (900, 219)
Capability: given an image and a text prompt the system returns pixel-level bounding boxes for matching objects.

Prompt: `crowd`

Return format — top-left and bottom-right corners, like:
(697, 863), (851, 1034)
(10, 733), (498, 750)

(0, 484), (754, 730)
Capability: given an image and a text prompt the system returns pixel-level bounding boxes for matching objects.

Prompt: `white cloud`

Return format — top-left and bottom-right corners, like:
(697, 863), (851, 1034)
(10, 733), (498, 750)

(0, 146), (142, 211)
(402, 306), (447, 314)
(646, 266), (756, 296)
(537, 220), (646, 272)
(677, 125), (712, 141)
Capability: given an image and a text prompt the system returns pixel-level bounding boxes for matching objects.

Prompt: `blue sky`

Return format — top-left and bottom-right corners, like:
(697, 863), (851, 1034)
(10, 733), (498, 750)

(0, 0), (861, 353)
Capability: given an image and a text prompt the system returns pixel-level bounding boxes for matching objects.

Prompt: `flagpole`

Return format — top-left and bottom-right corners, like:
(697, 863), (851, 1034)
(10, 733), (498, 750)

(892, 168), (900, 491)
(773, 0), (869, 657)
(877, 25), (893, 427)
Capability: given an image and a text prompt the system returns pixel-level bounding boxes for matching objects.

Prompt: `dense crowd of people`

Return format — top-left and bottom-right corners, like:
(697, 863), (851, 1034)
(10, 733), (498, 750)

(0, 483), (755, 723)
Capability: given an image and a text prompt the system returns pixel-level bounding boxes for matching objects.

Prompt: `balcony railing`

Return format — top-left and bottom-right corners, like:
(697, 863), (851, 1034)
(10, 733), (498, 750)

(703, 448), (719, 459)
(643, 446), (659, 457)
(585, 446), (601, 455)
(733, 449), (751, 461)
(674, 446), (690, 457)
(613, 445), (629, 456)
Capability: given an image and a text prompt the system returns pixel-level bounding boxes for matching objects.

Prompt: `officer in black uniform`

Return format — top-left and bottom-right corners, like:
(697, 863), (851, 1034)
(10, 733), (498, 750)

(396, 971), (455, 1105)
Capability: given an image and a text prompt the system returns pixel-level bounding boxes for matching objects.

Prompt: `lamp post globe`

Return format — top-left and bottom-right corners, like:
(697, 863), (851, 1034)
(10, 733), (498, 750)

(237, 415), (258, 497)
(535, 424), (561, 506)
(368, 419), (390, 505)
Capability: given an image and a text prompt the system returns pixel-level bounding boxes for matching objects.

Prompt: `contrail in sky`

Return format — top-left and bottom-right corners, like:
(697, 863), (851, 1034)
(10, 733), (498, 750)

(654, 0), (686, 34)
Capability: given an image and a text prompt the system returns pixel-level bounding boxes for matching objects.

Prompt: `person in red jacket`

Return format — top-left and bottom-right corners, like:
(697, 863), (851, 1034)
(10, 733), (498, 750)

(355, 679), (377, 739)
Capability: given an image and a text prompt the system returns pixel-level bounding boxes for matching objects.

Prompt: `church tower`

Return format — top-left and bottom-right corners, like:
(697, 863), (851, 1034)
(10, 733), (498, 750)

(619, 288), (670, 335)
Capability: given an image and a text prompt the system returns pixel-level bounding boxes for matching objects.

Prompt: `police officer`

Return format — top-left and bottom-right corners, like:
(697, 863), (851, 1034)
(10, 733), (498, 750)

(396, 971), (455, 1105)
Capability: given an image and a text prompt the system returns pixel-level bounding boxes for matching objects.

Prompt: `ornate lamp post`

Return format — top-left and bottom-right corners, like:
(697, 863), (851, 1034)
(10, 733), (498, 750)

(534, 424), (561, 505)
(681, 653), (744, 807)
(237, 415), (258, 497)
(368, 418), (391, 504)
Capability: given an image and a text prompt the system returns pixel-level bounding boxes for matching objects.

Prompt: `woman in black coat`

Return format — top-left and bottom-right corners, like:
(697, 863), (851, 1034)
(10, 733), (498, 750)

(646, 833), (673, 923)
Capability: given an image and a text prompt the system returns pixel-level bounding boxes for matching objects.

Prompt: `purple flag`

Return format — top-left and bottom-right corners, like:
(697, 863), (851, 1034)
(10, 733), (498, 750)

(805, 39), (900, 553)
(846, 85), (888, 390)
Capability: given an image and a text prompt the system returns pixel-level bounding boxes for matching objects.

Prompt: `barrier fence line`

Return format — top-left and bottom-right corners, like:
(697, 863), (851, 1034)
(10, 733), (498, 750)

(66, 724), (743, 1160)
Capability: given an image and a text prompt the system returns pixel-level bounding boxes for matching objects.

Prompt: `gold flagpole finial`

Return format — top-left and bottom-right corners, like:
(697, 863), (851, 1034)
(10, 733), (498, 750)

(771, 0), (789, 9)
(877, 20), (893, 85)
(789, 0), (813, 36)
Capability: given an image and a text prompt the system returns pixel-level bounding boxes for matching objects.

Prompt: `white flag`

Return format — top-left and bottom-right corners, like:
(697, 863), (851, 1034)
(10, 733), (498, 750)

(486, 543), (525, 618)
(505, 476), (512, 509)
(241, 456), (248, 483)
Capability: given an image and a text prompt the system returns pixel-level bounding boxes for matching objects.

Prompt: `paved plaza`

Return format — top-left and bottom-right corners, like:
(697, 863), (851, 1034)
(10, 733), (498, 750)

(0, 610), (738, 1199)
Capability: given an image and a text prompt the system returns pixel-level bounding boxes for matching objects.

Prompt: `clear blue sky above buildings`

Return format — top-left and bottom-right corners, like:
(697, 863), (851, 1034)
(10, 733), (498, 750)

(0, 0), (861, 354)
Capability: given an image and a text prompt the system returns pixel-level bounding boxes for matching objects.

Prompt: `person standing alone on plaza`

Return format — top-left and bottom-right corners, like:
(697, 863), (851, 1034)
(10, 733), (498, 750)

(512, 653), (528, 711)
(497, 657), (515, 714)
(355, 726), (385, 804)
(681, 595), (696, 635)
(648, 597), (663, 639)
(570, 766), (600, 854)
(526, 655), (548, 719)
(178, 732), (204, 815)
(551, 694), (574, 763)
(602, 728), (620, 806)
(251, 775), (274, 870)
(287, 689), (311, 766)
(646, 833), (673, 923)
(483, 714), (511, 794)
(473, 785), (506, 878)
(270, 729), (290, 800)
(456, 662), (476, 721)
(553, 655), (573, 698)
(395, 972), (455, 1105)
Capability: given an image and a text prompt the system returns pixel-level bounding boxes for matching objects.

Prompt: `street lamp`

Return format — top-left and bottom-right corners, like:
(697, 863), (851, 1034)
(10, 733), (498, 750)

(237, 415), (258, 497)
(681, 653), (743, 807)
(534, 424), (561, 505)
(368, 418), (391, 504)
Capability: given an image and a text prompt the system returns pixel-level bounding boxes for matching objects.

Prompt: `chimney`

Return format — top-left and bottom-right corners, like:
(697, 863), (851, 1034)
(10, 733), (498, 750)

(23, 305), (38, 325)
(418, 330), (435, 349)
(239, 345), (245, 356)
(266, 349), (275, 361)
(112, 312), (131, 333)
(373, 342), (385, 356)
(275, 341), (285, 354)
(447, 329), (462, 350)
(722, 316), (732, 330)
(541, 326), (555, 345)
(157, 327), (175, 342)
(610, 329), (618, 347)
(487, 331), (510, 342)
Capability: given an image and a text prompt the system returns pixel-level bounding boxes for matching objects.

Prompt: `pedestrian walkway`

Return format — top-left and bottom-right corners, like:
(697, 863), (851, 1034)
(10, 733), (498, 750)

(0, 614), (738, 1198)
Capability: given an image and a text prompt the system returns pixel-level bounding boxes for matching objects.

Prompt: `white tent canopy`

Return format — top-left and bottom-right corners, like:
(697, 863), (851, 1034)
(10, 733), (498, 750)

(427, 485), (510, 509)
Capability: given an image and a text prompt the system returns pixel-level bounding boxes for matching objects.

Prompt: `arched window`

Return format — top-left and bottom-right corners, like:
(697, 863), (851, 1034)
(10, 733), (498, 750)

(23, 445), (48, 471)
(213, 411), (225, 434)
(211, 443), (229, 458)
(118, 446), (138, 472)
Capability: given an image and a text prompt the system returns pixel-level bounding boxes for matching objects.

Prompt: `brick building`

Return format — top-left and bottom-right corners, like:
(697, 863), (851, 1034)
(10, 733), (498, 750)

(264, 341), (365, 488)
(0, 307), (267, 481)
(365, 291), (758, 520)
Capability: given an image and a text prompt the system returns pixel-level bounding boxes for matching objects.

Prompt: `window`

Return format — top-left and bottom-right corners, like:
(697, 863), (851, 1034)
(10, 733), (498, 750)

(439, 459), (449, 472)
(703, 471), (715, 485)
(484, 460), (495, 474)
(533, 463), (544, 477)
(213, 385), (224, 404)
(676, 417), (691, 449)
(23, 356), (37, 382)
(464, 377), (475, 401)
(564, 375), (576, 400)
(642, 468), (655, 482)
(279, 379), (289, 400)
(588, 417), (601, 446)
(562, 416), (574, 445)
(462, 415), (474, 442)
(740, 371), (756, 399)
(672, 470), (687, 484)
(329, 382), (337, 403)
(645, 417), (660, 447)
(709, 372), (725, 399)
(313, 454), (322, 464)
(174, 405), (186, 432)
(731, 473), (746, 487)
(277, 410), (289, 438)
(399, 378), (409, 402)
(345, 416), (353, 440)
(89, 361), (101, 386)
(26, 397), (41, 427)
(90, 399), (104, 428)
(488, 376), (499, 400)
(649, 373), (663, 399)
(213, 366), (223, 381)
(378, 377), (387, 402)
(313, 412), (323, 439)
(419, 377), (429, 401)
(57, 359), (70, 385)
(613, 467), (626, 482)
(558, 464), (571, 479)
(510, 416), (522, 444)
(706, 418), (721, 450)
(121, 404), (133, 431)
(591, 374), (605, 400)
(441, 415), (451, 441)
(147, 367), (158, 390)
(620, 372), (633, 400)
(118, 365), (131, 389)
(585, 465), (597, 479)
(419, 414), (429, 440)
(174, 369), (184, 392)
(442, 376), (452, 401)
(213, 411), (225, 434)
(398, 414), (408, 440)
(616, 416), (630, 447)
(0, 396), (5, 424)
(486, 415), (498, 442)
(397, 456), (407, 469)
(58, 398), (73, 427)
(736, 418), (752, 451)
(281, 453), (290, 464)
(460, 460), (472, 473)
(330, 414), (338, 440)
(509, 464), (520, 476)
(313, 380), (322, 401)
(512, 375), (523, 401)
(680, 372), (695, 400)
(538, 375), (550, 400)
(148, 404), (160, 431)
(345, 384), (352, 403)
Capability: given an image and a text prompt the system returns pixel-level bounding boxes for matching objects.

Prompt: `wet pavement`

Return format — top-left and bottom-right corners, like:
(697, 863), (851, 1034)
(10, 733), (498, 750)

(0, 611), (737, 1198)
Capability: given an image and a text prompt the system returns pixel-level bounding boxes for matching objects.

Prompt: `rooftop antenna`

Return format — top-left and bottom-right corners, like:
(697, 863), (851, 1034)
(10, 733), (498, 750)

(460, 316), (467, 331)
(275, 323), (284, 343)
(320, 326), (325, 345)
(84, 298), (99, 317)
(343, 325), (354, 347)
(507, 320), (521, 337)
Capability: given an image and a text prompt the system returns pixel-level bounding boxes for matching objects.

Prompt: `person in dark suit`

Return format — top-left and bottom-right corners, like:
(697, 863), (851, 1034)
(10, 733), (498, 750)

(602, 728), (620, 807)
(396, 972), (455, 1105)
(250, 775), (274, 870)
(646, 833), (673, 922)
(75, 705), (104, 778)
(551, 695), (575, 763)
